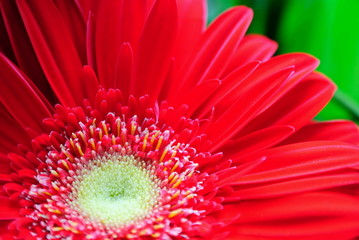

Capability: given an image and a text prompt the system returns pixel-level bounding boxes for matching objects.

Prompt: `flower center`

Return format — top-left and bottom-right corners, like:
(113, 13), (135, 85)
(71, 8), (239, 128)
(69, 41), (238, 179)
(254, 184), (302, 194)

(70, 154), (160, 227)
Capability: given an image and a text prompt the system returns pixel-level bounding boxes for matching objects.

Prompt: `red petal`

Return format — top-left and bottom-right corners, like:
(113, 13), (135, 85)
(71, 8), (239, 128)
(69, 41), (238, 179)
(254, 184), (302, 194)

(0, 54), (52, 133)
(52, 0), (86, 64)
(235, 141), (359, 184)
(238, 72), (335, 136)
(94, 0), (147, 88)
(0, 0), (53, 99)
(204, 66), (295, 151)
(219, 53), (319, 112)
(81, 65), (99, 105)
(195, 61), (261, 119)
(220, 125), (295, 160)
(133, 0), (178, 102)
(0, 220), (13, 240)
(283, 120), (359, 145)
(175, 79), (222, 116)
(174, 0), (207, 62)
(0, 197), (20, 220)
(0, 105), (31, 153)
(228, 170), (359, 200)
(17, 0), (85, 106)
(0, 153), (11, 174)
(223, 34), (277, 76)
(233, 192), (359, 240)
(114, 42), (134, 95)
(170, 6), (253, 97)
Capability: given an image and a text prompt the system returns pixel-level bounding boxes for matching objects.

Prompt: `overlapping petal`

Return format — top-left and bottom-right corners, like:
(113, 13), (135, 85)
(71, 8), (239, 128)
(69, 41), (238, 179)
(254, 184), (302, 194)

(0, 0), (358, 239)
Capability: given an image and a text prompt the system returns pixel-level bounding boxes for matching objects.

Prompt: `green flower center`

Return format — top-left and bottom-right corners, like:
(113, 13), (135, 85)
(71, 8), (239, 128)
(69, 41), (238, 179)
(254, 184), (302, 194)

(70, 155), (160, 227)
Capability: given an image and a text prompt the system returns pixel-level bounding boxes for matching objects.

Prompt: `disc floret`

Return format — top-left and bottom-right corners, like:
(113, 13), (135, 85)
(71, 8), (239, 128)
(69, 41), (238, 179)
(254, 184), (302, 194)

(70, 154), (161, 228)
(10, 91), (221, 239)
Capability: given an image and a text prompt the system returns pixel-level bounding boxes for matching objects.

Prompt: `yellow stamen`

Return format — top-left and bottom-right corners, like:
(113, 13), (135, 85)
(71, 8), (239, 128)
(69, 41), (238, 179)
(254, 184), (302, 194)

(52, 182), (60, 191)
(155, 136), (163, 150)
(159, 147), (169, 162)
(50, 170), (59, 177)
(75, 143), (84, 156)
(101, 121), (109, 136)
(89, 138), (96, 150)
(151, 131), (160, 145)
(142, 133), (149, 152)
(171, 160), (180, 172)
(168, 209), (182, 218)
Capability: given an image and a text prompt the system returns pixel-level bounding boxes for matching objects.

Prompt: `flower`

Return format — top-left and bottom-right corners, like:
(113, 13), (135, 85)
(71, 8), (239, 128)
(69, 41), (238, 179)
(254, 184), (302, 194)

(1, 0), (359, 239)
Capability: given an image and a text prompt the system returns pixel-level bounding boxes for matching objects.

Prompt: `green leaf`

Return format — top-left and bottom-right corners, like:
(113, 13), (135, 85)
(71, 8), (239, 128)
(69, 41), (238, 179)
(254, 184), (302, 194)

(207, 0), (239, 23)
(277, 0), (359, 120)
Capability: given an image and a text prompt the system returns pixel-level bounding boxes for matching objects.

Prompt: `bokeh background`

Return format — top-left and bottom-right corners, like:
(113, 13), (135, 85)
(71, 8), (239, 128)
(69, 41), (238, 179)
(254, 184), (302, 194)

(208, 0), (359, 122)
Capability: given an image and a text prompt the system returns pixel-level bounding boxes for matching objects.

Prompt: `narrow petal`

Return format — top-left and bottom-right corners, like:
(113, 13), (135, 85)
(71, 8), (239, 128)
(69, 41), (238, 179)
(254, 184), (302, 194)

(16, 0), (85, 106)
(223, 34), (278, 76)
(282, 120), (359, 145)
(234, 192), (359, 239)
(114, 42), (134, 95)
(0, 197), (20, 220)
(94, 0), (147, 88)
(0, 105), (31, 153)
(234, 141), (359, 184)
(220, 125), (295, 159)
(0, 221), (13, 240)
(0, 54), (52, 133)
(204, 67), (295, 151)
(133, 0), (178, 102)
(238, 72), (335, 136)
(170, 6), (253, 97)
(174, 79), (222, 116)
(0, 0), (52, 99)
(194, 61), (261, 119)
(174, 0), (207, 62)
(228, 170), (359, 200)
(52, 0), (86, 64)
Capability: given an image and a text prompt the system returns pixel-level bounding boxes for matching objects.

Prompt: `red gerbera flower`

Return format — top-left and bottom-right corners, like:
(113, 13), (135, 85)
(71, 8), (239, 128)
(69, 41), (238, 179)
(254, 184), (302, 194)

(1, 0), (359, 239)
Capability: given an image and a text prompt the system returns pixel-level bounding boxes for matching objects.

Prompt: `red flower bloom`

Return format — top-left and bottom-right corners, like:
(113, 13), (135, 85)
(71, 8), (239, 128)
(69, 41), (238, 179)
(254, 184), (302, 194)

(1, 0), (359, 239)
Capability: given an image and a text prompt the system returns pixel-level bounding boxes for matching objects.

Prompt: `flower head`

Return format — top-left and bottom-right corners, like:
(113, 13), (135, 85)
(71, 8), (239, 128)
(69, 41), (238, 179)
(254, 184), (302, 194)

(1, 0), (359, 239)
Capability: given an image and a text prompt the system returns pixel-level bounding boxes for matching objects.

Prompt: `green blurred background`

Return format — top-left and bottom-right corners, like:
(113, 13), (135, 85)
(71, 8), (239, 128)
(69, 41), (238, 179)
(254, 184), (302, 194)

(208, 0), (359, 122)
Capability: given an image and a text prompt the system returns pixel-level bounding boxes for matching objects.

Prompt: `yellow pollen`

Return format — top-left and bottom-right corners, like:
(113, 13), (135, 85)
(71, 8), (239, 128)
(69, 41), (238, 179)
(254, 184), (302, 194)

(142, 133), (149, 151)
(171, 160), (180, 172)
(62, 149), (74, 162)
(48, 208), (62, 214)
(130, 122), (137, 135)
(168, 209), (182, 218)
(171, 190), (181, 199)
(98, 128), (103, 140)
(52, 182), (60, 191)
(111, 135), (116, 145)
(168, 172), (176, 182)
(75, 143), (84, 156)
(69, 138), (75, 149)
(89, 138), (96, 150)
(151, 232), (161, 238)
(151, 131), (160, 145)
(153, 224), (165, 230)
(155, 136), (163, 150)
(172, 177), (183, 188)
(159, 147), (169, 162)
(101, 121), (109, 135)
(115, 119), (121, 137)
(60, 160), (70, 170)
(169, 173), (179, 185)
(79, 132), (87, 146)
(52, 227), (64, 231)
(50, 170), (59, 177)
